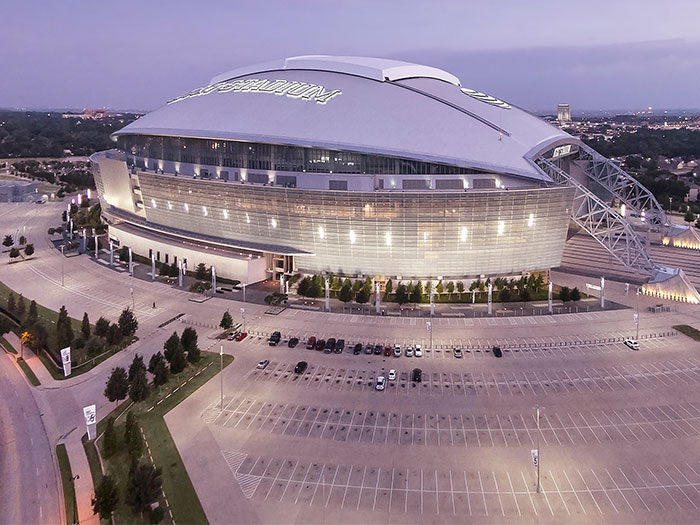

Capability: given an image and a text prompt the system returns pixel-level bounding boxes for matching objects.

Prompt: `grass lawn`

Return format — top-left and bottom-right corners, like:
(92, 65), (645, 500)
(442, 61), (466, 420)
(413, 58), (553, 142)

(0, 280), (83, 333)
(0, 335), (17, 354)
(673, 325), (700, 341)
(39, 336), (138, 381)
(83, 351), (233, 524)
(17, 357), (40, 386)
(56, 444), (77, 525)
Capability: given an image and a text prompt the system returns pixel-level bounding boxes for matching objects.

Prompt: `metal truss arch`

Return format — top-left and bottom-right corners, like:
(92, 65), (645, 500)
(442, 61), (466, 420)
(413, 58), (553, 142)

(576, 143), (670, 228)
(536, 156), (655, 275)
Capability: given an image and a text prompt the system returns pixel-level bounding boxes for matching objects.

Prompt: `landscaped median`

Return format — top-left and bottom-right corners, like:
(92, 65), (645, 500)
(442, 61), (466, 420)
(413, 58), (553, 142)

(56, 444), (78, 525)
(83, 350), (233, 524)
(673, 325), (700, 341)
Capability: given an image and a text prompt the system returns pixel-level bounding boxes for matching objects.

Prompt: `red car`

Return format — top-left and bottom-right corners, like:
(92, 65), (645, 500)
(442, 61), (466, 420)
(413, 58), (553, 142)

(235, 332), (247, 342)
(383, 346), (392, 357)
(306, 336), (317, 350)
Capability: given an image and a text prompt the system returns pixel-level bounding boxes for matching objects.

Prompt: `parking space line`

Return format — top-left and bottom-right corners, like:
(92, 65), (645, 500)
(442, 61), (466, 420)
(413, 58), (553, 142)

(562, 469), (586, 514)
(520, 471), (537, 516)
(604, 468), (635, 512)
(590, 469), (618, 513)
(665, 465), (698, 509)
(492, 471), (505, 516)
(477, 471), (488, 517)
(506, 472), (521, 516)
(549, 470), (570, 515)
(577, 469), (604, 513)
(646, 467), (682, 509)
(464, 471), (473, 516)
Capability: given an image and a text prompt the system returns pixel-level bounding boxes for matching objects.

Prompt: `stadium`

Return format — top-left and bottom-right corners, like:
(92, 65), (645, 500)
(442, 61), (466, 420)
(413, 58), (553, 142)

(91, 55), (684, 288)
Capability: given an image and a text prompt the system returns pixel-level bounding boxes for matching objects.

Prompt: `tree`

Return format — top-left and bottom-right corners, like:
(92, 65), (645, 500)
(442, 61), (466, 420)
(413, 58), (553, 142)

(571, 287), (581, 303)
(519, 287), (531, 302)
(6, 292), (16, 314)
(436, 281), (444, 295)
(163, 332), (181, 363)
(48, 228), (55, 236)
(18, 235), (26, 245)
(352, 279), (363, 292)
(0, 315), (13, 337)
(446, 281), (455, 296)
(696, 218), (700, 229)
(27, 300), (38, 324)
(9, 247), (20, 260)
(102, 417), (119, 458)
(384, 279), (393, 297)
(148, 352), (164, 374)
(118, 308), (138, 337)
(395, 284), (408, 305)
(118, 245), (129, 262)
(296, 276), (310, 297)
(23, 244), (34, 257)
(308, 277), (322, 298)
(81, 312), (91, 339)
(559, 286), (571, 302)
(124, 411), (143, 462)
(94, 316), (110, 338)
(128, 355), (149, 402)
(219, 311), (233, 330)
(168, 262), (179, 278)
(181, 327), (200, 363)
(152, 357), (169, 387)
(2, 235), (13, 248)
(195, 262), (207, 280)
(498, 288), (512, 302)
(457, 281), (465, 294)
(125, 464), (162, 515)
(107, 323), (123, 345)
(158, 263), (169, 277)
(56, 305), (74, 349)
(410, 281), (423, 304)
(104, 367), (129, 404)
(169, 343), (187, 374)
(16, 294), (26, 318)
(92, 475), (119, 520)
(338, 283), (354, 304)
(355, 287), (369, 304)
(684, 209), (696, 223)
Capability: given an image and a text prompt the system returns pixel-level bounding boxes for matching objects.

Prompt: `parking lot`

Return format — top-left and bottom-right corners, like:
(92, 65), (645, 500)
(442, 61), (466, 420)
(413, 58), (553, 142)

(221, 451), (700, 518)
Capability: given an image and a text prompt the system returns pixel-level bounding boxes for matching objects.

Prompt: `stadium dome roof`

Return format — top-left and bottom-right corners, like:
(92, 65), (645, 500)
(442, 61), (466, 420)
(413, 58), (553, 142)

(114, 55), (578, 181)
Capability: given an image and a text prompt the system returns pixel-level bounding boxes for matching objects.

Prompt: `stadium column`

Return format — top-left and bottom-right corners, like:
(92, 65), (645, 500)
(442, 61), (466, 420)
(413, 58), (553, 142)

(109, 240), (113, 267)
(280, 275), (285, 295)
(600, 277), (605, 308)
(211, 266), (217, 295)
(81, 228), (87, 253)
(178, 260), (183, 288)
(128, 247), (133, 276)
(325, 279), (330, 312)
(151, 253), (155, 281)
(488, 283), (493, 315)
(548, 281), (553, 314)
(430, 282), (435, 316)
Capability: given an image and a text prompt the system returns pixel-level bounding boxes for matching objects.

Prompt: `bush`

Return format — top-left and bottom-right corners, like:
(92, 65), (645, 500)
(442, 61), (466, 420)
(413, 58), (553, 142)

(118, 308), (138, 337)
(189, 281), (210, 294)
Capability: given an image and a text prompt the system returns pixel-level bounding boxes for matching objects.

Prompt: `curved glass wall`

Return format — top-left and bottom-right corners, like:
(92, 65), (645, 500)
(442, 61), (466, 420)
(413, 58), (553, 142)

(116, 134), (492, 176)
(133, 171), (574, 277)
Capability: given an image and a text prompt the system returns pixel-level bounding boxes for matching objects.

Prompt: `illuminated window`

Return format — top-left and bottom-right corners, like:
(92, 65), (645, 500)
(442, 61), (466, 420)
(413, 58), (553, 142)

(528, 213), (534, 227)
(202, 206), (207, 216)
(150, 199), (157, 208)
(385, 231), (392, 246)
(318, 226), (325, 239)
(497, 220), (505, 236)
(349, 230), (356, 244)
(460, 227), (468, 242)
(271, 218), (277, 229)
(245, 213), (250, 224)
(222, 209), (228, 219)
(184, 203), (189, 212)
(167, 201), (172, 210)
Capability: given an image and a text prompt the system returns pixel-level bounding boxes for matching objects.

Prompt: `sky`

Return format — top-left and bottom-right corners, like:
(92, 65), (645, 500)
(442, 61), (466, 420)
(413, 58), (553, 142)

(2, 0), (700, 113)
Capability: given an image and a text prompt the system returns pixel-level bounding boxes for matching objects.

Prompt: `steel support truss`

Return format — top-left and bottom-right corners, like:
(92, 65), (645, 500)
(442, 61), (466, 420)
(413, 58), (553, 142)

(536, 156), (655, 274)
(576, 143), (670, 228)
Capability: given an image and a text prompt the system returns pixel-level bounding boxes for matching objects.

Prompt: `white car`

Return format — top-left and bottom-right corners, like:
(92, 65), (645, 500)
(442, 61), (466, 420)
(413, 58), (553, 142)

(393, 344), (401, 357)
(624, 338), (640, 350)
(375, 376), (386, 390)
(388, 369), (396, 381)
(257, 359), (270, 369)
(414, 345), (422, 357)
(405, 346), (414, 357)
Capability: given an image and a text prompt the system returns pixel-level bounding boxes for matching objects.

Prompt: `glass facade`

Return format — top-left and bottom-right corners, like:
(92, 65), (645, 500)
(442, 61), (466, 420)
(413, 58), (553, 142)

(130, 170), (575, 278)
(117, 134), (492, 176)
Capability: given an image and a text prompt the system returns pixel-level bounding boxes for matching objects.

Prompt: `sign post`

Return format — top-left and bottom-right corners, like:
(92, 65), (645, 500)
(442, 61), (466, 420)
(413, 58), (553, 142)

(60, 347), (71, 377)
(83, 405), (97, 440)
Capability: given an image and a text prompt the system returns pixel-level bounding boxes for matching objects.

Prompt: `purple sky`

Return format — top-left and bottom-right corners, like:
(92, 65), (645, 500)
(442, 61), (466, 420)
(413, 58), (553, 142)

(3, 0), (699, 112)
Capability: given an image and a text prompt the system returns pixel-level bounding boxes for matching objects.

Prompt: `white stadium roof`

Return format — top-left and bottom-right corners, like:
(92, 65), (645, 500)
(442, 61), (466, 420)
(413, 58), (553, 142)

(114, 56), (578, 181)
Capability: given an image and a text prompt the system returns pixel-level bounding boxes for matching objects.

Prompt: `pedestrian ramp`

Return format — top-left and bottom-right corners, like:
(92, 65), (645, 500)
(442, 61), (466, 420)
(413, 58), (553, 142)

(222, 450), (262, 499)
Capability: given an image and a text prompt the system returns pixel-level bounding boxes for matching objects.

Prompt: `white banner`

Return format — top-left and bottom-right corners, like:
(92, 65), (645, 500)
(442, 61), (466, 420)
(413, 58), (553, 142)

(83, 404), (97, 440)
(60, 347), (71, 377)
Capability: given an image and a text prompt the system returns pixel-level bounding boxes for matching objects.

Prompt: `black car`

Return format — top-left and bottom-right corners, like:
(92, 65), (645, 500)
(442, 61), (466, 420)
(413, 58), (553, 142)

(492, 346), (502, 358)
(315, 339), (326, 351)
(288, 337), (299, 348)
(353, 343), (363, 355)
(412, 368), (422, 382)
(374, 344), (383, 355)
(294, 361), (308, 374)
(325, 338), (336, 350)
(335, 339), (345, 353)
(268, 331), (281, 346)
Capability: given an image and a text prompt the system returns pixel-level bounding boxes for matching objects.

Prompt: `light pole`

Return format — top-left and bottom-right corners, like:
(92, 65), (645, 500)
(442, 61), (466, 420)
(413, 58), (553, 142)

(130, 287), (135, 311)
(60, 245), (65, 287)
(220, 344), (224, 410)
(635, 288), (640, 340)
(426, 320), (432, 351)
(536, 405), (541, 493)
(240, 307), (246, 333)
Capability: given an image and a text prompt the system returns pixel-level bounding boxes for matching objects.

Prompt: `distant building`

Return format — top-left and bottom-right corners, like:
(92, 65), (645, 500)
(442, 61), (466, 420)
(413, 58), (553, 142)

(0, 180), (38, 202)
(557, 104), (571, 123)
(62, 109), (112, 120)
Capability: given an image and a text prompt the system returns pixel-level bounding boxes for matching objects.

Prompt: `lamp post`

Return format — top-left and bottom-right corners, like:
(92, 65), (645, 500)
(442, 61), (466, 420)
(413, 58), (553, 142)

(130, 287), (134, 311)
(220, 344), (224, 410)
(60, 245), (65, 287)
(426, 320), (432, 351)
(536, 405), (541, 493)
(635, 288), (640, 340)
(240, 307), (246, 333)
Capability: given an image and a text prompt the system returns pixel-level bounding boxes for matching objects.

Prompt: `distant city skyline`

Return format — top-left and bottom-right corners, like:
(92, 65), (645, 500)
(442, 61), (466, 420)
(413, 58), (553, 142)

(2, 1), (700, 112)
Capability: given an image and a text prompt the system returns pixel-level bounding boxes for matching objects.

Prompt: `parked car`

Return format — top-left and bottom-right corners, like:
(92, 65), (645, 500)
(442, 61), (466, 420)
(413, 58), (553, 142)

(288, 337), (299, 348)
(453, 347), (463, 358)
(405, 346), (414, 357)
(235, 332), (247, 342)
(374, 344), (383, 355)
(268, 331), (281, 346)
(335, 339), (345, 353)
(383, 346), (392, 357)
(294, 361), (308, 374)
(492, 346), (502, 358)
(414, 344), (422, 357)
(257, 359), (270, 369)
(306, 336), (317, 349)
(412, 368), (422, 382)
(364, 344), (373, 355)
(375, 376), (386, 391)
(624, 338), (640, 350)
(353, 343), (363, 355)
(388, 369), (396, 381)
(315, 339), (326, 351)
(325, 338), (336, 351)
(393, 344), (401, 358)
(227, 331), (238, 341)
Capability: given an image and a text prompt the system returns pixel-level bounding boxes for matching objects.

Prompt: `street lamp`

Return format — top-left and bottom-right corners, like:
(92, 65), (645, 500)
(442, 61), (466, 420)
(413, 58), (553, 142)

(130, 287), (134, 311)
(60, 244), (65, 287)
(426, 320), (432, 351)
(240, 307), (246, 333)
(536, 405), (541, 493)
(635, 288), (640, 340)
(220, 345), (224, 410)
